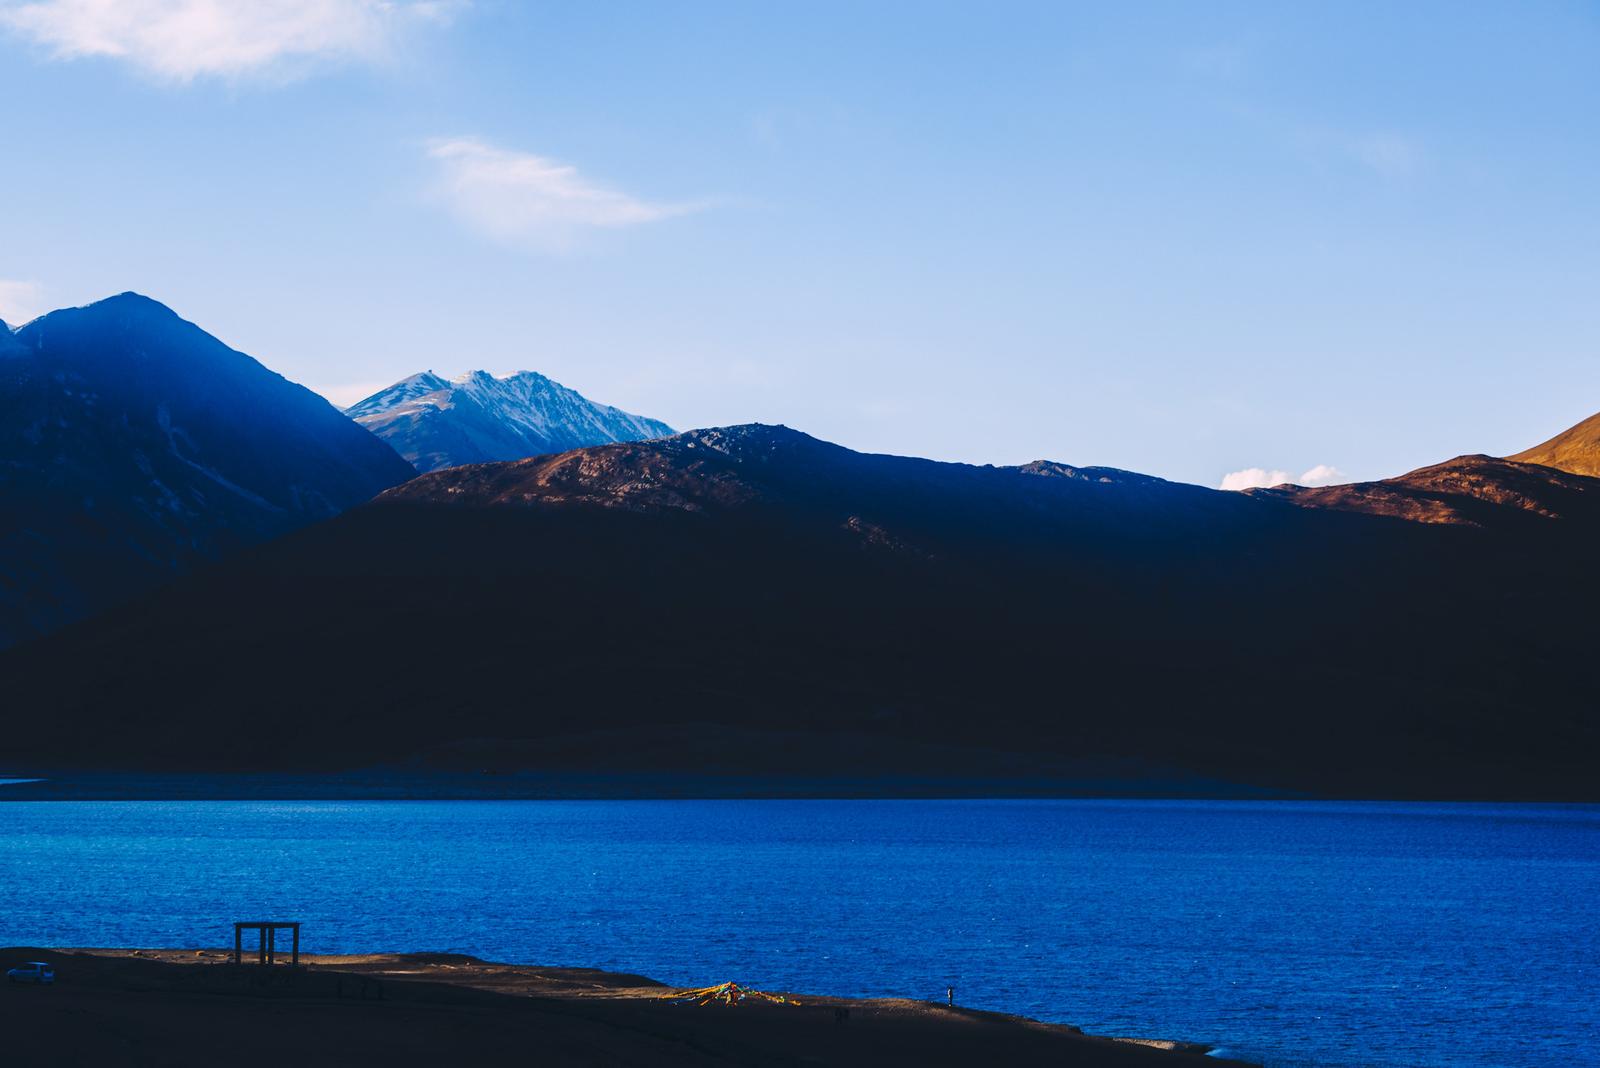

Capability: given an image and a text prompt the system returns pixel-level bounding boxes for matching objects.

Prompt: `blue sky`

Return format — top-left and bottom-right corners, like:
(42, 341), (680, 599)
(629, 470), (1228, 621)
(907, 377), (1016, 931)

(1, 1), (1596, 488)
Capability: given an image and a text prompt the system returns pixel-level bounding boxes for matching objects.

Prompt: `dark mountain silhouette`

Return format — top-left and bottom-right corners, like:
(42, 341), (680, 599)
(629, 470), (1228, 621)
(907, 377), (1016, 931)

(3, 423), (1596, 799)
(0, 293), (415, 646)
(347, 369), (674, 472)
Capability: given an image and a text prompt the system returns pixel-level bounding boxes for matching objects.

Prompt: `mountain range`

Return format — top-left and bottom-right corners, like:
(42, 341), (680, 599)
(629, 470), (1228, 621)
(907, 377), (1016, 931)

(346, 369), (674, 472)
(6, 418), (1600, 797)
(2, 291), (1598, 798)
(0, 295), (678, 647)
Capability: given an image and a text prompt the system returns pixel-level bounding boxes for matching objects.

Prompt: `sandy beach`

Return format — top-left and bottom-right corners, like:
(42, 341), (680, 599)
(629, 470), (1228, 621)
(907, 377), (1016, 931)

(0, 947), (1252, 1066)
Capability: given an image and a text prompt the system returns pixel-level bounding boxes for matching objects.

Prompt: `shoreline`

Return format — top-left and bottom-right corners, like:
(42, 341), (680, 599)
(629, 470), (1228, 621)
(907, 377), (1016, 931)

(0, 769), (1292, 801)
(0, 947), (1255, 1066)
(5, 771), (1590, 803)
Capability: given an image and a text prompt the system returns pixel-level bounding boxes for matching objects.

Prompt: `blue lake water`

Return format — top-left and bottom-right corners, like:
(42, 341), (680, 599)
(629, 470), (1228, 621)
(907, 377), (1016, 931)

(0, 799), (1593, 1067)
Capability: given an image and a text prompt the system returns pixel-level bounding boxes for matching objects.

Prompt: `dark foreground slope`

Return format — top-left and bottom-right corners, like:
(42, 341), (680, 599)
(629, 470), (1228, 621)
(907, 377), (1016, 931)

(4, 424), (1597, 798)
(0, 949), (1246, 1068)
(0, 294), (415, 645)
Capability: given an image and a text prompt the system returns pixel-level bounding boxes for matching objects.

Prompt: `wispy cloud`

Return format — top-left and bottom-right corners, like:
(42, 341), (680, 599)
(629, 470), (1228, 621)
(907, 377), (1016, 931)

(1219, 464), (1346, 491)
(1277, 118), (1426, 182)
(1181, 42), (1250, 82)
(1192, 64), (1427, 186)
(1350, 132), (1423, 179)
(0, 279), (46, 326)
(425, 137), (703, 250)
(0, 0), (461, 82)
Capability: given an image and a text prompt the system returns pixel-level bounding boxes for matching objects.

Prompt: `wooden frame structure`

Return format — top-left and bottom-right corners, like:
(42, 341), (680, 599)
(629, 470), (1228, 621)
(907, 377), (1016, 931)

(233, 921), (301, 966)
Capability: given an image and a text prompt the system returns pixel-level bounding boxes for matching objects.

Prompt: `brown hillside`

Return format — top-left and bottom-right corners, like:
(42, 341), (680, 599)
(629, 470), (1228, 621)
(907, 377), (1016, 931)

(1508, 410), (1600, 477)
(1252, 454), (1600, 526)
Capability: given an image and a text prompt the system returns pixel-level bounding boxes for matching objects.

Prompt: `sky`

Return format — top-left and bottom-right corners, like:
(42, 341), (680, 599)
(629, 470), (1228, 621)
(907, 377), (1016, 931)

(1, 1), (1596, 489)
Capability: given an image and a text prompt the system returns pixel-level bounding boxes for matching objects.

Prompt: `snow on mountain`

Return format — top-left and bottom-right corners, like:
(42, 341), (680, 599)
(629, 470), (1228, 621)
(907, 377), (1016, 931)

(346, 369), (675, 473)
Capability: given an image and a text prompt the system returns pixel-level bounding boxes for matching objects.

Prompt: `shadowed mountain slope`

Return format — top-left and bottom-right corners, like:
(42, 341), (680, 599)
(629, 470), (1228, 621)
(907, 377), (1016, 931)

(4, 423), (1596, 799)
(0, 293), (415, 646)
(377, 424), (1257, 552)
(347, 369), (674, 472)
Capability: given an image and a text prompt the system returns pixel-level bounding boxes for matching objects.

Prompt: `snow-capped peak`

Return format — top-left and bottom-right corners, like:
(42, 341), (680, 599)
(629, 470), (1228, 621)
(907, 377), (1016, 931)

(345, 368), (675, 473)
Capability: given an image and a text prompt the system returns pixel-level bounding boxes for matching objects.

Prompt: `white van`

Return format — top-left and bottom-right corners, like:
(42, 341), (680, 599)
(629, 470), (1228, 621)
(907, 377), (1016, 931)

(5, 963), (54, 985)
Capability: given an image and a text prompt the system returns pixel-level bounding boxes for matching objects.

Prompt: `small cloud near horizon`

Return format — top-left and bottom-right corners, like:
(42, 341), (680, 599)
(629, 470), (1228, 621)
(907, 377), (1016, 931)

(0, 279), (46, 325)
(425, 136), (704, 251)
(1219, 464), (1346, 492)
(1298, 463), (1345, 486)
(0, 0), (461, 83)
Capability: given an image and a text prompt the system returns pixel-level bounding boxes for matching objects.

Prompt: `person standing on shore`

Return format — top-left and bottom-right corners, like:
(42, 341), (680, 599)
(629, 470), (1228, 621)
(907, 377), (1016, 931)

(947, 986), (954, 1007)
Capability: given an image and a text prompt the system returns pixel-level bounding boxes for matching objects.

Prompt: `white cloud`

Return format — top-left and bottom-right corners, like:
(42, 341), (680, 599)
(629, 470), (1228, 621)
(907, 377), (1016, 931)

(0, 0), (460, 82)
(425, 137), (703, 250)
(1219, 467), (1294, 492)
(1297, 464), (1346, 487)
(1219, 464), (1347, 492)
(0, 279), (46, 326)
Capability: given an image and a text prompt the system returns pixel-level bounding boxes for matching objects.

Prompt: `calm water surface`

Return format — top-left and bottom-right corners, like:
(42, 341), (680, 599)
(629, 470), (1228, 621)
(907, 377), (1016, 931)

(0, 799), (1593, 1068)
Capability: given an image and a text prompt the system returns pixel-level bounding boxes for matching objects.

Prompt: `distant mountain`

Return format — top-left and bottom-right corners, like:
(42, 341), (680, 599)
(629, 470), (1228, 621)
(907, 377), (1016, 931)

(6, 421), (1597, 799)
(378, 423), (1248, 543)
(1508, 410), (1600, 477)
(1250, 409), (1600, 527)
(1253, 454), (1600, 527)
(346, 369), (674, 472)
(0, 292), (415, 646)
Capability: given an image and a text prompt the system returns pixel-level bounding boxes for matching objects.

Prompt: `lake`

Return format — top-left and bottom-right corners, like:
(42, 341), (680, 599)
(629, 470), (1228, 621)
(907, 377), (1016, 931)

(0, 798), (1593, 1067)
